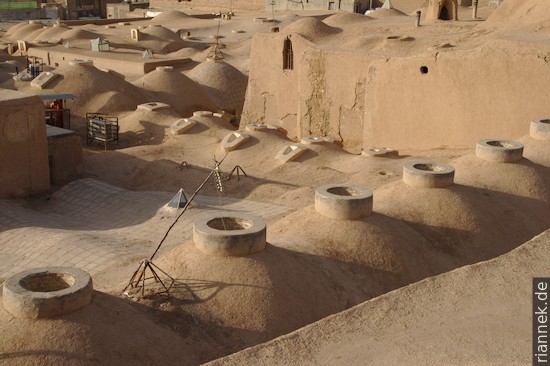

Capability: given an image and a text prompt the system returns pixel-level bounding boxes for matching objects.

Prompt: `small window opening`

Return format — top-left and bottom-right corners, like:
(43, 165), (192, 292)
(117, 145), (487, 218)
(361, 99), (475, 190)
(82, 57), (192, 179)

(283, 37), (293, 70)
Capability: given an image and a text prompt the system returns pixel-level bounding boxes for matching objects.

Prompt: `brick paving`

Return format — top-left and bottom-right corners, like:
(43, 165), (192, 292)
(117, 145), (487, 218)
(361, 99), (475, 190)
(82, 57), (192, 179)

(0, 179), (291, 280)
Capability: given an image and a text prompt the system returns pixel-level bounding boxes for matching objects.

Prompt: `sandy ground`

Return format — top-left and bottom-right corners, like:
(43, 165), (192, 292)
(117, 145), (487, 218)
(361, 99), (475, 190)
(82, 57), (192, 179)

(0, 1), (549, 365)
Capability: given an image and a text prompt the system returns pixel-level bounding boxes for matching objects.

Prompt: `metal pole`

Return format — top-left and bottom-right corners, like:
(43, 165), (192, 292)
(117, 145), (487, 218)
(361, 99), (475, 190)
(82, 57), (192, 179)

(472, 0), (478, 19)
(415, 11), (421, 27)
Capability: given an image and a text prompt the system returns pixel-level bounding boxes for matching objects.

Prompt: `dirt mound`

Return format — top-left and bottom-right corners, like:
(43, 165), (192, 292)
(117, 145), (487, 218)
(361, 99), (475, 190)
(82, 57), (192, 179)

(283, 17), (341, 41)
(322, 12), (370, 27)
(47, 63), (147, 115)
(367, 8), (407, 19)
(207, 229), (550, 366)
(0, 291), (202, 366)
(188, 59), (248, 114)
(133, 68), (216, 116)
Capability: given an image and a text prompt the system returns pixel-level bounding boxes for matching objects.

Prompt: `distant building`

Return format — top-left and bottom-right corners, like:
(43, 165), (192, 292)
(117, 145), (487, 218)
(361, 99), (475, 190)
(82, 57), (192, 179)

(106, 1), (149, 19)
(271, 0), (370, 13)
(51, 0), (121, 19)
(149, 0), (369, 12)
(0, 0), (44, 20)
(149, 0), (265, 11)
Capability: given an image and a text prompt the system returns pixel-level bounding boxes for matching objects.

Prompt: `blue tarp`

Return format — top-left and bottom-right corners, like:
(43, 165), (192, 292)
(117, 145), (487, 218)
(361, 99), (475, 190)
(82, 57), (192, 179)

(37, 94), (78, 101)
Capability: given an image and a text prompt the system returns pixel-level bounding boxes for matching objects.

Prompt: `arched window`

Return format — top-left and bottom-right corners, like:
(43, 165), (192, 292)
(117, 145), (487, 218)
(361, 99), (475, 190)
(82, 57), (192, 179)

(283, 37), (293, 70)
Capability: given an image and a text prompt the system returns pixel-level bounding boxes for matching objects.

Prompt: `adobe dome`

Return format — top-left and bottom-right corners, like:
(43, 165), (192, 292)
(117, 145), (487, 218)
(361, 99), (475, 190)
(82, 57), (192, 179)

(133, 67), (216, 116)
(0, 290), (200, 365)
(188, 59), (248, 115)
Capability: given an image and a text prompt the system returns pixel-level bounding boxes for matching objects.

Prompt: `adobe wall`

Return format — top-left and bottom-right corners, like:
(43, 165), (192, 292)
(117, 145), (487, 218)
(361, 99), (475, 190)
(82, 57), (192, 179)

(389, 0), (428, 14)
(273, 0), (369, 12)
(149, 0), (264, 11)
(297, 46), (377, 151)
(0, 90), (50, 198)
(244, 32), (550, 152)
(363, 46), (550, 150)
(47, 134), (83, 185)
(241, 33), (306, 139)
(241, 33), (378, 152)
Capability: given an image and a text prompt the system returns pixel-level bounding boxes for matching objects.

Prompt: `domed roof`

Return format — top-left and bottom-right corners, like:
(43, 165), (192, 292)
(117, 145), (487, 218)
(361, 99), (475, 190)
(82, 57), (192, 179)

(133, 67), (216, 116)
(134, 26), (187, 53)
(188, 59), (248, 115)
(46, 62), (147, 115)
(322, 12), (370, 27)
(59, 28), (98, 41)
(0, 290), (200, 365)
(151, 10), (192, 22)
(152, 239), (371, 347)
(282, 17), (341, 41)
(3, 22), (43, 41)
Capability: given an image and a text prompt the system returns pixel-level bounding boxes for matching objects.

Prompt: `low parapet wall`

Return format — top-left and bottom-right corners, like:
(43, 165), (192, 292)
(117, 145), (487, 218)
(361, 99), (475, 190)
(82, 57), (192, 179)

(28, 46), (190, 75)
(59, 17), (152, 27)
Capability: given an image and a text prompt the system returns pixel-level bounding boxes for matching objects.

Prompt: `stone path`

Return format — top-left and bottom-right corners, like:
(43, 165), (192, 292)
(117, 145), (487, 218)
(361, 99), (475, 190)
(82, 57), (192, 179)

(0, 179), (292, 280)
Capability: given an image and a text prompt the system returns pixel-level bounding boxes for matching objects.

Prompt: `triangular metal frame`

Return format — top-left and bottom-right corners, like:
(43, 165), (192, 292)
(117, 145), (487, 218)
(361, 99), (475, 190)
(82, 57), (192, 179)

(123, 259), (175, 297)
(226, 165), (248, 181)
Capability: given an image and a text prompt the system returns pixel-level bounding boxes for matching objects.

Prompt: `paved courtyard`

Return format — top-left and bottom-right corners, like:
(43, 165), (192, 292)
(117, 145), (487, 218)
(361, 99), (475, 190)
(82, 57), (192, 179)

(0, 179), (291, 280)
